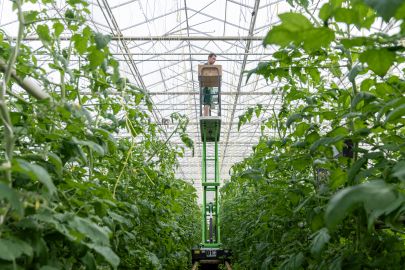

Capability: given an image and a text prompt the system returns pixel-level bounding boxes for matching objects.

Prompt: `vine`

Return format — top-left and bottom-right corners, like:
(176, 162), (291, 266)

(0, 1), (198, 269)
(222, 0), (405, 269)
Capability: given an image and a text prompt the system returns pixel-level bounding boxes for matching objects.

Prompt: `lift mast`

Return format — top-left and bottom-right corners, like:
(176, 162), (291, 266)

(192, 65), (231, 269)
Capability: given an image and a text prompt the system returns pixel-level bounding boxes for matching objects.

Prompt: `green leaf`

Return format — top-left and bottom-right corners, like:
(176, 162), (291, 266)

(347, 157), (367, 184)
(239, 169), (263, 181)
(306, 131), (320, 144)
(0, 238), (33, 261)
(36, 24), (52, 44)
(53, 22), (64, 38)
(87, 244), (120, 269)
(307, 68), (320, 83)
(301, 27), (335, 51)
(325, 180), (404, 230)
(310, 135), (345, 153)
(319, 0), (345, 20)
(72, 137), (105, 156)
(246, 107), (254, 122)
(334, 7), (356, 24)
(291, 157), (310, 171)
(364, 0), (404, 21)
(333, 3), (375, 28)
(14, 159), (56, 195)
(255, 104), (263, 117)
(81, 251), (97, 270)
(348, 64), (363, 82)
(69, 216), (110, 245)
(392, 160), (405, 182)
(68, 0), (89, 6)
(264, 13), (312, 47)
(376, 97), (405, 122)
(328, 126), (349, 137)
(341, 37), (373, 48)
(286, 0), (309, 8)
(88, 48), (105, 69)
(94, 32), (111, 49)
(353, 128), (371, 137)
(0, 183), (23, 217)
(395, 2), (405, 19)
(311, 213), (324, 232)
(385, 104), (405, 124)
(94, 128), (117, 153)
(40, 266), (59, 270)
(47, 152), (63, 177)
(351, 92), (376, 109)
(65, 8), (75, 20)
(23, 10), (39, 24)
(261, 256), (273, 270)
(359, 48), (395, 76)
(310, 228), (330, 255)
(329, 257), (342, 270)
(280, 252), (304, 270)
(294, 122), (310, 137)
(72, 34), (88, 55)
(279, 12), (313, 31)
(360, 78), (375, 91)
(329, 167), (346, 189)
(286, 113), (303, 127)
(264, 12), (334, 51)
(264, 26), (295, 47)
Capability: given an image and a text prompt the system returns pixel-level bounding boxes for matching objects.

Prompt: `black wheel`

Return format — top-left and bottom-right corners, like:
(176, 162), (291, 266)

(201, 264), (219, 270)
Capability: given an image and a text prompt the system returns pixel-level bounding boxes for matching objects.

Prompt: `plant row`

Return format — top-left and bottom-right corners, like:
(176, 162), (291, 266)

(221, 0), (405, 269)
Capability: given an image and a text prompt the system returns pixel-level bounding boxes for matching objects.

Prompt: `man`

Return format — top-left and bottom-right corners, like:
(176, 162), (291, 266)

(203, 53), (217, 116)
(207, 53), (216, 65)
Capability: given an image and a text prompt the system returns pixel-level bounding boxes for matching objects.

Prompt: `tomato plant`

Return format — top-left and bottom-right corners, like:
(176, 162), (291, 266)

(222, 0), (405, 269)
(0, 1), (199, 269)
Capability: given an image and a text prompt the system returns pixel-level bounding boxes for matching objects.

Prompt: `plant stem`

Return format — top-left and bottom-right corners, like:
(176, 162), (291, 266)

(0, 0), (24, 185)
(146, 121), (181, 163)
(113, 140), (136, 198)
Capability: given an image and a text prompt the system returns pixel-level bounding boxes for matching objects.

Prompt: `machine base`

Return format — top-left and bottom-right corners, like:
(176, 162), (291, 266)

(192, 247), (231, 268)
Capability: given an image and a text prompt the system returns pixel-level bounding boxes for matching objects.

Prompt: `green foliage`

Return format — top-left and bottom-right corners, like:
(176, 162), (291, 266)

(238, 104), (263, 131)
(263, 13), (334, 52)
(94, 32), (111, 50)
(0, 1), (199, 269)
(364, 0), (405, 21)
(222, 0), (405, 269)
(359, 48), (396, 76)
(325, 181), (404, 230)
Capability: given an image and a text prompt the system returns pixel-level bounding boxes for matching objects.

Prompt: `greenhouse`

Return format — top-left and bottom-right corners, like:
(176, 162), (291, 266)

(0, 0), (404, 269)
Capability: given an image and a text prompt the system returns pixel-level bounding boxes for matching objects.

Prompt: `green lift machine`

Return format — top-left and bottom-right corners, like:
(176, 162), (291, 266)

(191, 65), (231, 270)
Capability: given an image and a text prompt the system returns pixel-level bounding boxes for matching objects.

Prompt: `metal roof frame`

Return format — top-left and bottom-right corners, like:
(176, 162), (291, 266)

(3, 0), (401, 186)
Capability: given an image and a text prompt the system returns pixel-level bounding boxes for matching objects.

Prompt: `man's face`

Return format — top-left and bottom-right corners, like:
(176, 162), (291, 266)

(208, 55), (216, 65)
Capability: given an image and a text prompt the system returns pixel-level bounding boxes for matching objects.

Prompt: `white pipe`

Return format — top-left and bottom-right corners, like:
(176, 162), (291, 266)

(0, 59), (50, 100)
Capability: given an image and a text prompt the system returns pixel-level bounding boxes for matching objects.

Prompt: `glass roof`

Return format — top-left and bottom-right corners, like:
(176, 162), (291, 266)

(84, 0), (299, 187)
(1, 0), (402, 191)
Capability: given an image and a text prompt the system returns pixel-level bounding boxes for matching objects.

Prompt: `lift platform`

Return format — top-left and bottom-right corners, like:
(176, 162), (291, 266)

(200, 116), (221, 142)
(191, 64), (231, 269)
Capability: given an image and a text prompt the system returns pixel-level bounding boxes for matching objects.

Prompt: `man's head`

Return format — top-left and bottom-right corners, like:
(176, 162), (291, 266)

(208, 53), (217, 65)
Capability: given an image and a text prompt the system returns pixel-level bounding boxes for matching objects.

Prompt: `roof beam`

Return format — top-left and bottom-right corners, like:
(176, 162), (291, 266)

(96, 0), (167, 138)
(112, 52), (271, 56)
(147, 91), (280, 95)
(221, 0), (261, 173)
(20, 36), (265, 41)
(184, 0), (200, 150)
(96, 0), (145, 89)
(187, 8), (250, 32)
(110, 0), (138, 10)
(120, 8), (183, 31)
